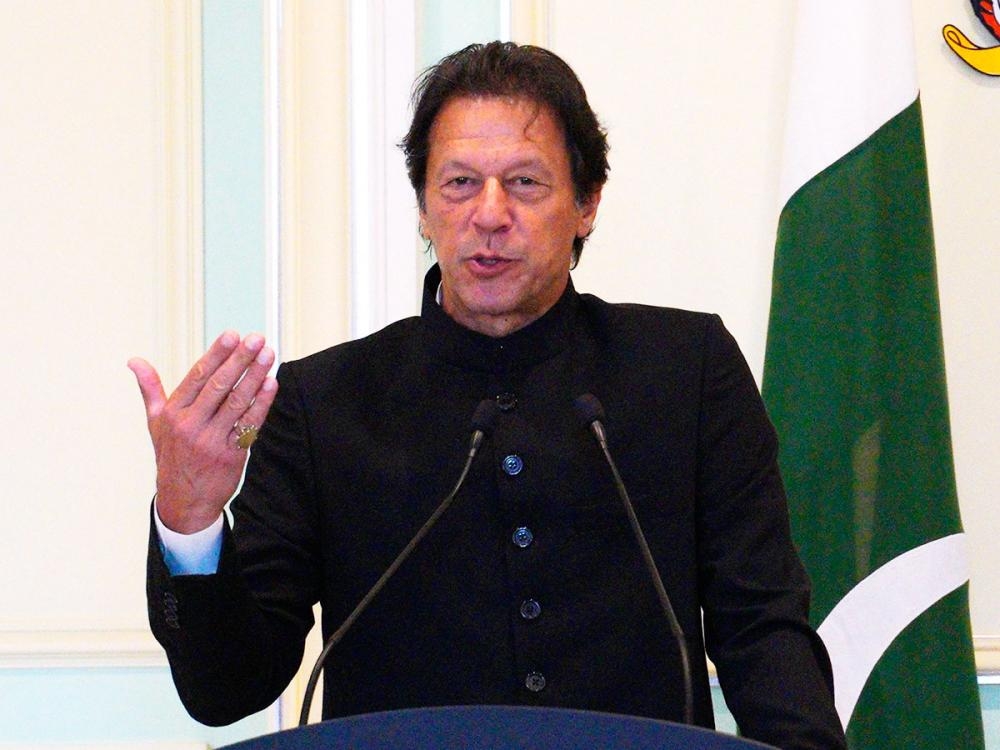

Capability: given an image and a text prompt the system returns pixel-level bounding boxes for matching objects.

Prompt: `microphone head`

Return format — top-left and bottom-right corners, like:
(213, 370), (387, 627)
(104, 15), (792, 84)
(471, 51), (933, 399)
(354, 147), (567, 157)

(470, 398), (500, 435)
(573, 393), (605, 427)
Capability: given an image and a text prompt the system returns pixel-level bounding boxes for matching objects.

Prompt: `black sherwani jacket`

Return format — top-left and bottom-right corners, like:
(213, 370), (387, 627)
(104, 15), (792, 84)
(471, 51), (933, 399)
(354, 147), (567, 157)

(148, 265), (845, 750)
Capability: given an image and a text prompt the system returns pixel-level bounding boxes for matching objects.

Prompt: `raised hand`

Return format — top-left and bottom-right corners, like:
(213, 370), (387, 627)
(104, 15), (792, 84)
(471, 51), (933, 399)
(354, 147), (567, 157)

(128, 331), (278, 533)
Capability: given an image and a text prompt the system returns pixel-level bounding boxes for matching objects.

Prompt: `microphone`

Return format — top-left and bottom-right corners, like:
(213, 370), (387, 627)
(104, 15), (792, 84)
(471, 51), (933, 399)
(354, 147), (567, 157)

(573, 394), (694, 726)
(298, 399), (499, 726)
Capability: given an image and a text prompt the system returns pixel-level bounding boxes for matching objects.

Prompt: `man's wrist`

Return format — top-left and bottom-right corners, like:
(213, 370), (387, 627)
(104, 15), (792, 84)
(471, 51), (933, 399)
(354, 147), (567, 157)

(154, 499), (224, 576)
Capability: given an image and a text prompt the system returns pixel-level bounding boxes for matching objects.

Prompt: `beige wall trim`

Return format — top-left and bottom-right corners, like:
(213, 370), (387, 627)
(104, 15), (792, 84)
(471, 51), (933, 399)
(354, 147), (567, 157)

(160, 0), (204, 382)
(348, 0), (421, 339)
(3, 630), (989, 676)
(277, 1), (351, 360)
(0, 629), (166, 669)
(975, 638), (1000, 674)
(510, 0), (549, 45)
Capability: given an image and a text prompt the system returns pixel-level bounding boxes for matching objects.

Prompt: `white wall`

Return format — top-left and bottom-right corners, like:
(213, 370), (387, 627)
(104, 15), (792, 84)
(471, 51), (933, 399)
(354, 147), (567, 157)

(551, 2), (792, 376)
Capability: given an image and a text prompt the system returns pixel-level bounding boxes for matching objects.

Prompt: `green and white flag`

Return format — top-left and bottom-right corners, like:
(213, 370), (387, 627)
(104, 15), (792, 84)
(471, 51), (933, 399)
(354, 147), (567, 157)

(761, 1), (985, 748)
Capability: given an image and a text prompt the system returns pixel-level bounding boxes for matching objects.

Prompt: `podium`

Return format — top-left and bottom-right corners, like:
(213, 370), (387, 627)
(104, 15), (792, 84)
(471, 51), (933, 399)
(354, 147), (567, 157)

(218, 705), (777, 749)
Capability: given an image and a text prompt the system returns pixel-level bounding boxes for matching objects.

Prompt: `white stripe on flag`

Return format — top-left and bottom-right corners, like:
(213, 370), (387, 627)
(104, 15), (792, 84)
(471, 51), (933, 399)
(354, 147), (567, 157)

(817, 533), (970, 730)
(779, 0), (918, 208)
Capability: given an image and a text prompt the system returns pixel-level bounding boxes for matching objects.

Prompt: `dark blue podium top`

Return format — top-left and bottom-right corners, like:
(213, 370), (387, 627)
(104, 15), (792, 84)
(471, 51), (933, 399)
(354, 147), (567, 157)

(219, 705), (777, 749)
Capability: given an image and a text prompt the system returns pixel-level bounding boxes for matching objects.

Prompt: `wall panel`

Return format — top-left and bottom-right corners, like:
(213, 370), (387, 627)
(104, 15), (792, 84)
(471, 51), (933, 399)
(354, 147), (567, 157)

(0, 0), (198, 646)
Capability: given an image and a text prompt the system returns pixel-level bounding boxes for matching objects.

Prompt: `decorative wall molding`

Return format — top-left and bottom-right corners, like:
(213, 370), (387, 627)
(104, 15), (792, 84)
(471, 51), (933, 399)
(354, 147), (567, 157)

(0, 629), (166, 670)
(348, 0), (421, 340)
(510, 0), (549, 45)
(0, 630), (994, 684)
(4, 629), (992, 676)
(975, 637), (1000, 673)
(275, 0), (351, 360)
(160, 0), (204, 379)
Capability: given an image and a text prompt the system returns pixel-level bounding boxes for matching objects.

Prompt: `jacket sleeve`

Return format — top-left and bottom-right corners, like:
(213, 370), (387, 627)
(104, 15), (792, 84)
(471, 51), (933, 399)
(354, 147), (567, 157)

(695, 315), (846, 750)
(146, 362), (321, 726)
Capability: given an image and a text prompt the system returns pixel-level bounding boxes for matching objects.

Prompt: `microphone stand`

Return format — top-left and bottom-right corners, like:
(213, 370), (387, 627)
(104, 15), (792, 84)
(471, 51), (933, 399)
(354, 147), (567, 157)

(574, 394), (695, 726)
(297, 400), (498, 726)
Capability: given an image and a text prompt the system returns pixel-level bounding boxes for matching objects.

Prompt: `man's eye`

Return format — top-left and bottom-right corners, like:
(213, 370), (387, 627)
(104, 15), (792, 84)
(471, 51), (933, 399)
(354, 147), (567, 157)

(449, 176), (471, 186)
(514, 177), (537, 186)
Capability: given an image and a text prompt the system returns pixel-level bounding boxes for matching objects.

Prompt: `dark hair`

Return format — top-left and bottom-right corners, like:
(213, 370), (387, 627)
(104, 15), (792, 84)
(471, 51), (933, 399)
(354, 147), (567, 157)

(400, 41), (610, 264)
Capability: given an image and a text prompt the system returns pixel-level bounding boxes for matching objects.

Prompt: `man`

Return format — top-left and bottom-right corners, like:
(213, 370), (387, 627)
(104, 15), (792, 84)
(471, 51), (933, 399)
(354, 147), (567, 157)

(130, 42), (846, 749)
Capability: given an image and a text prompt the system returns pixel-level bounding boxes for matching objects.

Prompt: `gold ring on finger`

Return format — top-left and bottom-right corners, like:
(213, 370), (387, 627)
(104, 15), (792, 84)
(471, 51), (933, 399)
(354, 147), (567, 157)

(234, 423), (259, 450)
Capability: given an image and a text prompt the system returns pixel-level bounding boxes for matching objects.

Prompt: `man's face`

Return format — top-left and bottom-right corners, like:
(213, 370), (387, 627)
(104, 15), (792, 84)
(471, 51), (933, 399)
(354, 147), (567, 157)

(420, 96), (601, 338)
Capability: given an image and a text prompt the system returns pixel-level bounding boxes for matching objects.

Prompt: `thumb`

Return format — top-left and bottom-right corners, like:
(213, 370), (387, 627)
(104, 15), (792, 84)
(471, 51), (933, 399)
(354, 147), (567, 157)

(127, 357), (167, 420)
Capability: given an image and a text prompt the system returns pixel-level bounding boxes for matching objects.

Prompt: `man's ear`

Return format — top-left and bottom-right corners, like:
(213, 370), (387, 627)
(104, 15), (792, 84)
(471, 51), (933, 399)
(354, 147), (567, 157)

(418, 208), (429, 240)
(576, 187), (602, 238)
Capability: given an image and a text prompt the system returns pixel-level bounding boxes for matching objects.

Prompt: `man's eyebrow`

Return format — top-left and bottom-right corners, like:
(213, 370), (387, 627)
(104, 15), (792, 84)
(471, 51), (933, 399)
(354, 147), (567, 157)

(504, 157), (554, 175)
(435, 159), (479, 174)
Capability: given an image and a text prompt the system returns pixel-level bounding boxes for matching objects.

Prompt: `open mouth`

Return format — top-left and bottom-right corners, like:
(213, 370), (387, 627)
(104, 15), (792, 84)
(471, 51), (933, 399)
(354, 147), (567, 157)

(470, 252), (514, 266)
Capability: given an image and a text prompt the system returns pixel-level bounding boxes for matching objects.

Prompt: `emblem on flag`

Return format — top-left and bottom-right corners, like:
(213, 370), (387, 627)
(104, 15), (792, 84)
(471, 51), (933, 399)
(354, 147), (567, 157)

(943, 0), (1000, 75)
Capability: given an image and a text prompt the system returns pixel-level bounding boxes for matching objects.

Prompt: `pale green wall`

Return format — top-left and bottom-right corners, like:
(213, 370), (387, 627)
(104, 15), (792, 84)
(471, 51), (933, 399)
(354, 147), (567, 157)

(418, 0), (503, 67)
(203, 0), (267, 343)
(984, 679), (1000, 746)
(0, 667), (267, 746)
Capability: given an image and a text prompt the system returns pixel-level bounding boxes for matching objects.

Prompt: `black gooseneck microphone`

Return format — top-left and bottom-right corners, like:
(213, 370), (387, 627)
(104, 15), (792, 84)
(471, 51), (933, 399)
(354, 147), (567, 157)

(573, 393), (695, 726)
(298, 399), (499, 726)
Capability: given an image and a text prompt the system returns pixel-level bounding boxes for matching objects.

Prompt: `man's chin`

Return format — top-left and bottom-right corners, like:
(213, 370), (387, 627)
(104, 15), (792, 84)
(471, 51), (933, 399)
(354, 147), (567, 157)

(443, 292), (535, 335)
(453, 299), (515, 321)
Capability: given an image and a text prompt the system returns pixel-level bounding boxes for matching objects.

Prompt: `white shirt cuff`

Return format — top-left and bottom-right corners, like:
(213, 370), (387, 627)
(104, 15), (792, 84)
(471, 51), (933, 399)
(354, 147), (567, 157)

(154, 501), (224, 576)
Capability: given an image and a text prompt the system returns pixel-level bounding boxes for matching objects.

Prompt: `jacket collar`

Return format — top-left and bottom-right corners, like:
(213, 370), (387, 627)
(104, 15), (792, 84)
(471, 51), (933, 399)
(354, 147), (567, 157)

(421, 264), (579, 373)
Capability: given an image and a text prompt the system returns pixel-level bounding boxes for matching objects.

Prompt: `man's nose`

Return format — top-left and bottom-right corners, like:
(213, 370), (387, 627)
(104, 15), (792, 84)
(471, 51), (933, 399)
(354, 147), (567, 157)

(471, 178), (512, 233)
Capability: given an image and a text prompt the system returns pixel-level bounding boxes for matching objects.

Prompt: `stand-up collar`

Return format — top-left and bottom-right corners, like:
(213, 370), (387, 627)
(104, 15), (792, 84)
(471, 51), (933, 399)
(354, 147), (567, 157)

(421, 264), (579, 373)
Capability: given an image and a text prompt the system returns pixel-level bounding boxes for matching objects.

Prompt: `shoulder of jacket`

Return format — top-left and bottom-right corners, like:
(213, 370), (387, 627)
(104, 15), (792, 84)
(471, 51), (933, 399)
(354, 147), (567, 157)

(278, 316), (422, 381)
(577, 292), (721, 341)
